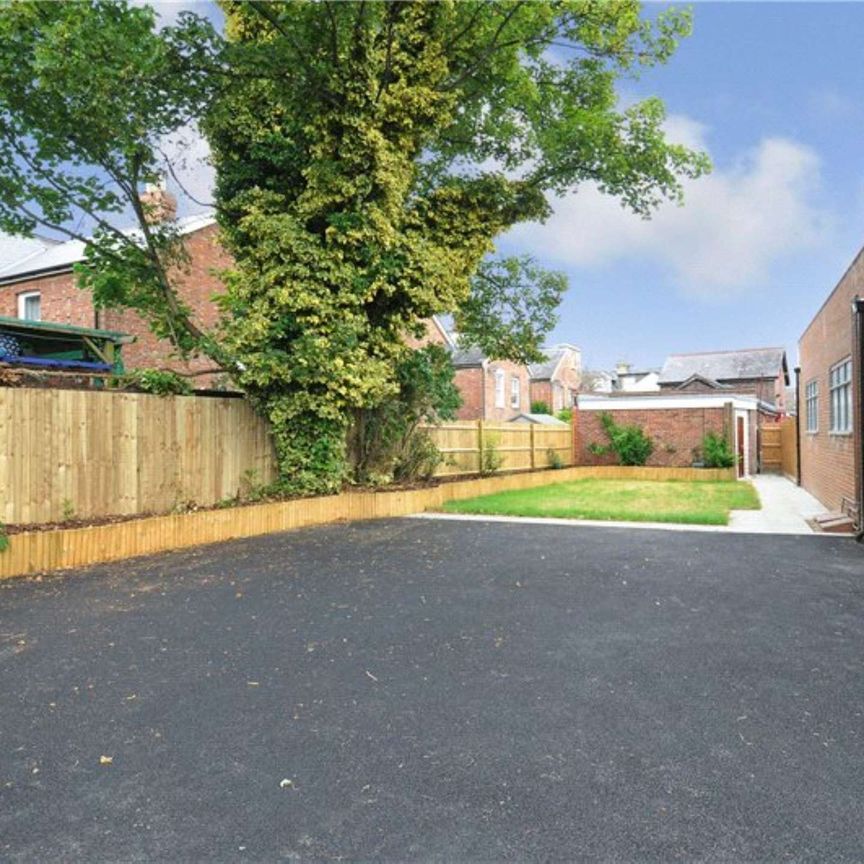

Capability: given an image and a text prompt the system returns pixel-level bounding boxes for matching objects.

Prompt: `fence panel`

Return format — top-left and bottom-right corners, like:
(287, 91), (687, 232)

(0, 387), (575, 525)
(779, 416), (798, 480)
(0, 388), (278, 524)
(423, 420), (572, 476)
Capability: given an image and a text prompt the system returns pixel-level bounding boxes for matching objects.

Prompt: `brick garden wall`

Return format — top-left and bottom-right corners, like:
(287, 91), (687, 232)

(574, 406), (730, 468)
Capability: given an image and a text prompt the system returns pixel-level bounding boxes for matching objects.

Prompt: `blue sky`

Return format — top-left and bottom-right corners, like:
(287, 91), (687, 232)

(79, 2), (864, 372)
(503, 2), (864, 371)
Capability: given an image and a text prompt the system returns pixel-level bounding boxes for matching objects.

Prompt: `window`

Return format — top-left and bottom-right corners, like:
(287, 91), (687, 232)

(17, 291), (40, 322)
(829, 358), (852, 434)
(805, 380), (818, 433)
(510, 376), (521, 409)
(494, 369), (505, 408)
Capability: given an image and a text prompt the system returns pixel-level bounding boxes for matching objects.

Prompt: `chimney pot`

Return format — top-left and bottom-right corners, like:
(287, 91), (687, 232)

(140, 178), (177, 224)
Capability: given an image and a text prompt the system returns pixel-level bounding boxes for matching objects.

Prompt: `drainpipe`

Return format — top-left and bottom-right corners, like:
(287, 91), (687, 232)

(853, 297), (864, 541)
(794, 365), (802, 486)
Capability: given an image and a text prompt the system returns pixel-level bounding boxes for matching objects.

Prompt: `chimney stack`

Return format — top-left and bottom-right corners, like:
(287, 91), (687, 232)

(139, 177), (177, 224)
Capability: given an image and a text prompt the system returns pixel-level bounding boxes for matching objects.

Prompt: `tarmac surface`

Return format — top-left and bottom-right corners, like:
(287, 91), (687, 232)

(1, 517), (863, 862)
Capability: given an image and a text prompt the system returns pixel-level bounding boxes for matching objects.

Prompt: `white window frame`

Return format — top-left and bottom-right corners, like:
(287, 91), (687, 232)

(17, 290), (41, 322)
(805, 379), (819, 433)
(494, 369), (505, 409)
(510, 375), (521, 409)
(829, 358), (852, 434)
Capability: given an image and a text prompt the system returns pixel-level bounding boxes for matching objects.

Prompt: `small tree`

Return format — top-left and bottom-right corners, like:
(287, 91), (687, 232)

(590, 412), (653, 466)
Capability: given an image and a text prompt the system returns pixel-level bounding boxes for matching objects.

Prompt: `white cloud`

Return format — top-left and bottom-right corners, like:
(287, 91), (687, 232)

(506, 116), (832, 298)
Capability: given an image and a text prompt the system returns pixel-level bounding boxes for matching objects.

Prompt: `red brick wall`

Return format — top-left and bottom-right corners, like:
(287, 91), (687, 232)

(0, 224), (230, 380)
(0, 272), (95, 328)
(575, 406), (730, 468)
(799, 248), (861, 512)
(454, 360), (530, 421)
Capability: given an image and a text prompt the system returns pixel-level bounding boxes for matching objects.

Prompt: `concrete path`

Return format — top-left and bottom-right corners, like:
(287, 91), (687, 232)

(729, 474), (826, 534)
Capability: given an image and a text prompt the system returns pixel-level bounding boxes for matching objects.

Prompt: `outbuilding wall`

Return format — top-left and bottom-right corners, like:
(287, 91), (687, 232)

(798, 247), (862, 513)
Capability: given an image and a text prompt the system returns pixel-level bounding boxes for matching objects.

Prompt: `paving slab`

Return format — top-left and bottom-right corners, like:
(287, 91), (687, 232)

(1, 518), (863, 862)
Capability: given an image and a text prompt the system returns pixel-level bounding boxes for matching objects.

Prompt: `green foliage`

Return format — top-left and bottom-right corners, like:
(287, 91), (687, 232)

(480, 433), (504, 476)
(531, 401), (552, 415)
(458, 257), (567, 364)
(0, 0), (708, 494)
(349, 345), (461, 484)
(124, 369), (194, 397)
(592, 412), (654, 466)
(547, 448), (564, 470)
(62, 499), (75, 521)
(0, 1), (222, 357)
(702, 431), (736, 468)
(556, 408), (573, 423)
(0, 522), (7, 553)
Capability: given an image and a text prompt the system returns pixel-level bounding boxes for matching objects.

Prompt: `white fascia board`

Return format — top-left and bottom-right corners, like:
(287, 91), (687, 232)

(577, 394), (765, 412)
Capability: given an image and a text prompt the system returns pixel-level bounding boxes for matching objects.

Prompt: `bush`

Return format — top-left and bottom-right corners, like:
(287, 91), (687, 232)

(702, 431), (736, 468)
(123, 369), (193, 396)
(591, 412), (653, 466)
(531, 400), (551, 415)
(547, 448), (564, 469)
(556, 407), (572, 423)
(480, 432), (504, 476)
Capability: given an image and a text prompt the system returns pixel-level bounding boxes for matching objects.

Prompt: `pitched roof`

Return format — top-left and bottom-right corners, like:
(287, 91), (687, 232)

(510, 412), (569, 426)
(450, 344), (487, 367)
(659, 347), (788, 385)
(528, 343), (579, 380)
(0, 234), (60, 276)
(0, 214), (216, 283)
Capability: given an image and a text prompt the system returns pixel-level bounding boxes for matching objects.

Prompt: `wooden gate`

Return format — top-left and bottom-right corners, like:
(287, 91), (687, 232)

(759, 418), (798, 478)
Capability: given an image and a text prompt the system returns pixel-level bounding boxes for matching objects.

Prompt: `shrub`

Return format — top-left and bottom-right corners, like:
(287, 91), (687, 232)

(531, 400), (551, 415)
(556, 408), (572, 423)
(393, 427), (443, 482)
(591, 412), (653, 466)
(547, 448), (564, 469)
(480, 432), (504, 476)
(0, 523), (7, 553)
(123, 369), (193, 396)
(702, 431), (736, 468)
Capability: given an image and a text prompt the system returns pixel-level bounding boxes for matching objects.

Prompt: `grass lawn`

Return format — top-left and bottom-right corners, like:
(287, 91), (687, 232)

(440, 479), (761, 526)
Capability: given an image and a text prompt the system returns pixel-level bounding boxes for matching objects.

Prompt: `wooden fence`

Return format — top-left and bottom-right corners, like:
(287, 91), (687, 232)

(759, 417), (798, 479)
(426, 421), (572, 476)
(779, 416), (798, 480)
(1, 388), (574, 525)
(0, 388), (277, 525)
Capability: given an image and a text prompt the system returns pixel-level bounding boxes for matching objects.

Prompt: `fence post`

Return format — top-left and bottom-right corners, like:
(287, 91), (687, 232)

(529, 423), (536, 469)
(477, 420), (485, 473)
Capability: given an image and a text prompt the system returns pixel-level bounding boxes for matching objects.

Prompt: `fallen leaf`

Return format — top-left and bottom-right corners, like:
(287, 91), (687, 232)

(99, 755), (113, 765)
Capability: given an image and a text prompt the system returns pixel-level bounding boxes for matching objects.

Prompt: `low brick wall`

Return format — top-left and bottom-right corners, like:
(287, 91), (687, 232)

(0, 464), (735, 580)
(575, 406), (730, 468)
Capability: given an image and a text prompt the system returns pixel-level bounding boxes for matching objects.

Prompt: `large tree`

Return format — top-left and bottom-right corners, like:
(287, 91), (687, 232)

(0, 1), (709, 493)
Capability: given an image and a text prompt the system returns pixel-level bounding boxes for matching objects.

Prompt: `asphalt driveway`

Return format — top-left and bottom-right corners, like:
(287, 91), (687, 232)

(1, 518), (863, 862)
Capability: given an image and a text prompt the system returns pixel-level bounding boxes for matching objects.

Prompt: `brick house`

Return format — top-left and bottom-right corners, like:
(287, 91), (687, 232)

(0, 190), (228, 379)
(0, 194), (535, 417)
(658, 348), (789, 412)
(528, 343), (581, 413)
(798, 245), (864, 524)
(450, 345), (531, 421)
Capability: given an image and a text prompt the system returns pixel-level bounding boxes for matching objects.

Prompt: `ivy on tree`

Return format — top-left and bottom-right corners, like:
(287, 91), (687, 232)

(0, 0), (710, 493)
